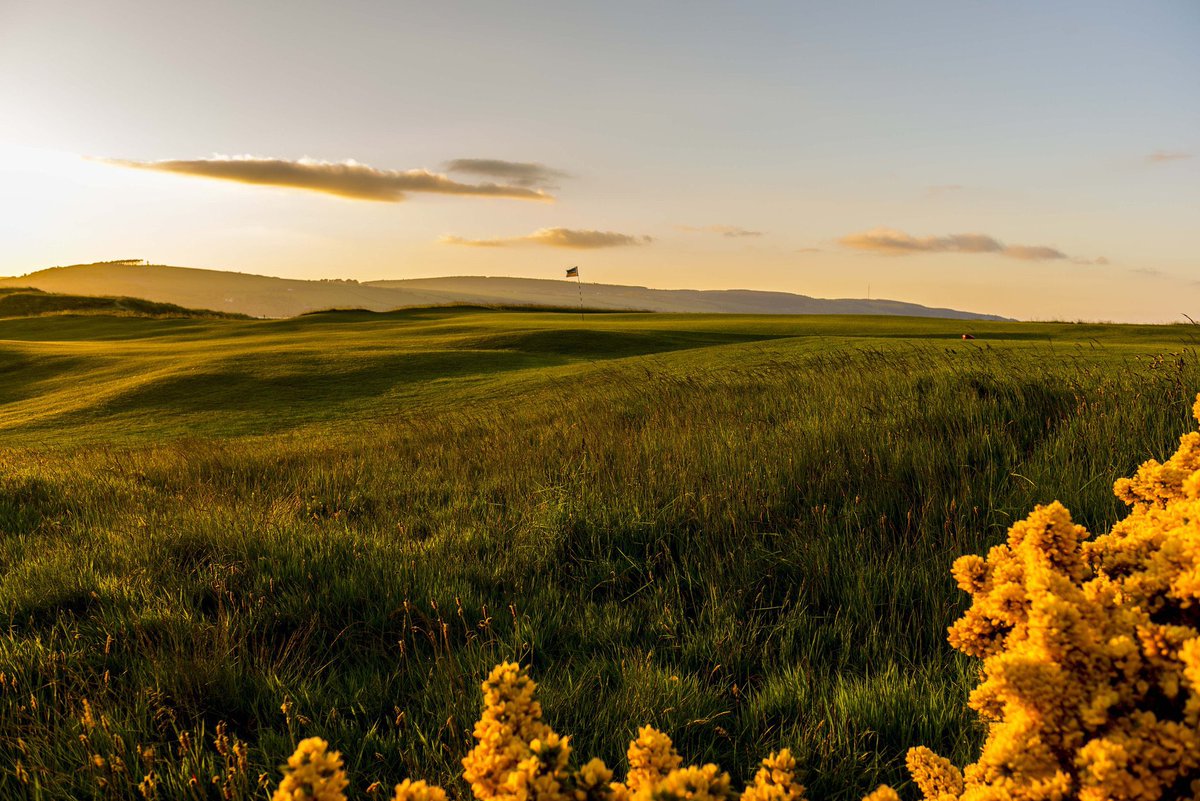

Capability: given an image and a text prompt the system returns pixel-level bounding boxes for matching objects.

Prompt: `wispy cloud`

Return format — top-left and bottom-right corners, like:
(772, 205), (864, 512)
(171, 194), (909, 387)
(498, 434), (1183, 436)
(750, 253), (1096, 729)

(676, 224), (764, 238)
(1146, 150), (1191, 164)
(98, 155), (553, 202)
(443, 158), (569, 188)
(838, 227), (1097, 262)
(795, 247), (823, 254)
(440, 227), (651, 249)
(999, 244), (1069, 261)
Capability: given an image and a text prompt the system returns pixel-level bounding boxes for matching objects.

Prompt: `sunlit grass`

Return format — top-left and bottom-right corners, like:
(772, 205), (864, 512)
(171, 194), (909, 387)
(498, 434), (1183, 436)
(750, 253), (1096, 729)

(1, 309), (1198, 798)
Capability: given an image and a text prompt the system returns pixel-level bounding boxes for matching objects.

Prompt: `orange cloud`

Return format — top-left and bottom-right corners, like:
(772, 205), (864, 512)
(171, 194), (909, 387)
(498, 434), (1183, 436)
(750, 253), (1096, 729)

(839, 227), (1082, 262)
(99, 155), (553, 202)
(440, 228), (651, 249)
(1146, 150), (1191, 163)
(1001, 244), (1068, 261)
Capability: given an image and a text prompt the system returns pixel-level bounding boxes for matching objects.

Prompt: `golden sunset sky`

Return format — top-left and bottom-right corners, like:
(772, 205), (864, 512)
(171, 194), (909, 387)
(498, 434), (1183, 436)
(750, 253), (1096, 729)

(1, 1), (1196, 321)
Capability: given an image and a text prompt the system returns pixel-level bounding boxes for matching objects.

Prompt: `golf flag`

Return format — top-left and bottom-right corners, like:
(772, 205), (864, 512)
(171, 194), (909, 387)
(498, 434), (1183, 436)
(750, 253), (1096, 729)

(565, 266), (579, 278)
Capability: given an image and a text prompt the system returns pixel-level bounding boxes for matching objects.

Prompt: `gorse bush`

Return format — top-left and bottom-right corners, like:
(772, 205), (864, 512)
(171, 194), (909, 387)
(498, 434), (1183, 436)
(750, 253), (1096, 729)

(892, 394), (1200, 801)
(274, 664), (813, 801)
(274, 395), (1200, 801)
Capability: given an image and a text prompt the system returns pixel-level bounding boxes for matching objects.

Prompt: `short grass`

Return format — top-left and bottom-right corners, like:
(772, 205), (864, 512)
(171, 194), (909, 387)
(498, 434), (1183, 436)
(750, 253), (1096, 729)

(1, 308), (1199, 799)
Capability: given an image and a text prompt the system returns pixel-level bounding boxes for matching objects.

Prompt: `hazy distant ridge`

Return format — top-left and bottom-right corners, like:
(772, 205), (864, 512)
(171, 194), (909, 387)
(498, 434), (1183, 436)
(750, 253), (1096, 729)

(0, 263), (1009, 320)
(376, 276), (1009, 319)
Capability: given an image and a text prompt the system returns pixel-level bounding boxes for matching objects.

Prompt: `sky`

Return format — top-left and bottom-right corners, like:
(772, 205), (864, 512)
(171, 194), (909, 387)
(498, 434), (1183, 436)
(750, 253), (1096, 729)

(0, 0), (1197, 322)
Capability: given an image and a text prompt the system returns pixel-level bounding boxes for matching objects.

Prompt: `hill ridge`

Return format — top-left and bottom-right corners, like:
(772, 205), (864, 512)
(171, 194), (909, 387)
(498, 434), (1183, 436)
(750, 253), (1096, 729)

(0, 262), (1010, 320)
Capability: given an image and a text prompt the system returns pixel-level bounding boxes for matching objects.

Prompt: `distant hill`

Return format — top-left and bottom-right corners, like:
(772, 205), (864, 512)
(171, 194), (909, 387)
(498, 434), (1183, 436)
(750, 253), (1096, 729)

(370, 276), (1010, 318)
(0, 262), (1010, 320)
(0, 286), (247, 319)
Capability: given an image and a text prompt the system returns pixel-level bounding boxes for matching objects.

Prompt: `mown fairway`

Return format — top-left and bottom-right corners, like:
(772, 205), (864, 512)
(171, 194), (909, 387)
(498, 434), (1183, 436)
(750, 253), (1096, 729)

(2, 308), (1199, 799)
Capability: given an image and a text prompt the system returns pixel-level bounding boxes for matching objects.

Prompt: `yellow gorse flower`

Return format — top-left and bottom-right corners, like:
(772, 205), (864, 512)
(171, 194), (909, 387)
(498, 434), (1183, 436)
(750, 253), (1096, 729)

(859, 788), (899, 801)
(461, 662), (569, 801)
(649, 763), (735, 801)
(884, 392), (1200, 801)
(740, 750), (808, 801)
(392, 778), (449, 801)
(454, 664), (798, 801)
(273, 737), (349, 801)
(624, 725), (683, 795)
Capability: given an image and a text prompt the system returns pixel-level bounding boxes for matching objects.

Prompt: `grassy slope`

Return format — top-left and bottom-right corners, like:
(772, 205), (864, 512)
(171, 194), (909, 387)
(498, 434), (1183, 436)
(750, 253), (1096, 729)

(1, 309), (1199, 799)
(0, 286), (247, 321)
(2, 310), (1192, 443)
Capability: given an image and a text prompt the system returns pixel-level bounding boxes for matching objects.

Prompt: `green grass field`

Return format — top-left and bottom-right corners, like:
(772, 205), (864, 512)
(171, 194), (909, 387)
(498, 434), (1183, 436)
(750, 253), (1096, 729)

(2, 308), (1199, 799)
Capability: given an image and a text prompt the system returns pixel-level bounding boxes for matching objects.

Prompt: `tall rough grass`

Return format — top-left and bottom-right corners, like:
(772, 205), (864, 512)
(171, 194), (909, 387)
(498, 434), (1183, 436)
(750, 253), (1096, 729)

(2, 342), (1198, 799)
(265, 399), (1200, 799)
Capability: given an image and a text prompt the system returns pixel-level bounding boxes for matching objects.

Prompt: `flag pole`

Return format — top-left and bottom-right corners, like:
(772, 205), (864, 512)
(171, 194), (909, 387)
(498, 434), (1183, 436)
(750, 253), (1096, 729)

(572, 267), (583, 322)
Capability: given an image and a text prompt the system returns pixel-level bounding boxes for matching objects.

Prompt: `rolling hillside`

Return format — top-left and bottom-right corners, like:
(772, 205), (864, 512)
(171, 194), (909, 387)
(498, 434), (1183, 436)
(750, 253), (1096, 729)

(0, 286), (246, 319)
(0, 306), (1188, 443)
(1, 307), (1197, 800)
(0, 261), (1009, 320)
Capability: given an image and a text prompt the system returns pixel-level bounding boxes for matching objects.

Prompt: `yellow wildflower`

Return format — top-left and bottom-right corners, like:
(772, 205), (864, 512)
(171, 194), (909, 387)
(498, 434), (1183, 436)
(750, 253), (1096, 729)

(740, 749), (807, 801)
(392, 778), (449, 801)
(646, 764), (735, 801)
(625, 725), (683, 794)
(574, 757), (616, 801)
(272, 737), (349, 801)
(905, 747), (962, 801)
(462, 662), (567, 801)
(859, 787), (899, 801)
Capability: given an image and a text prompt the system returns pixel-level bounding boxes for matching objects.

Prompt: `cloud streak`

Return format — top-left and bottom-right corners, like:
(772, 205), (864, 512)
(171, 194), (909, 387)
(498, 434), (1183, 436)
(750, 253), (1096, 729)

(838, 227), (1096, 262)
(1146, 150), (1191, 163)
(440, 228), (651, 249)
(676, 224), (764, 238)
(99, 155), (553, 202)
(443, 158), (569, 187)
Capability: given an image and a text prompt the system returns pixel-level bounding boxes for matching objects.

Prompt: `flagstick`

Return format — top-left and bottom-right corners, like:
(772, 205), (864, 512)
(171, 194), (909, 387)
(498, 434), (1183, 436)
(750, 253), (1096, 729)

(574, 270), (584, 322)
